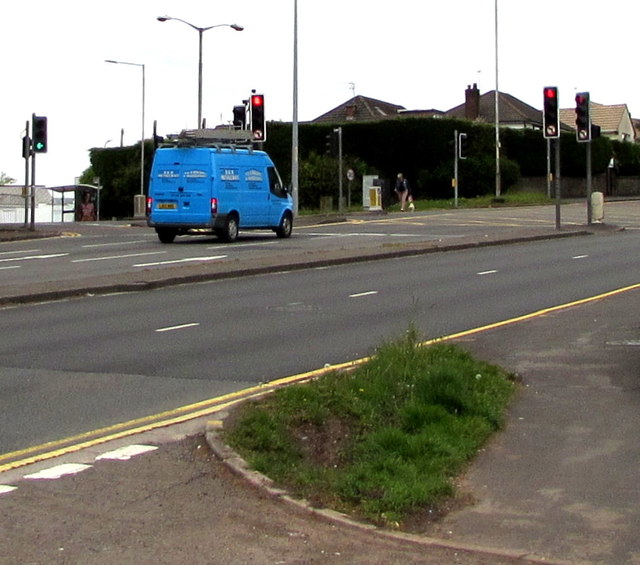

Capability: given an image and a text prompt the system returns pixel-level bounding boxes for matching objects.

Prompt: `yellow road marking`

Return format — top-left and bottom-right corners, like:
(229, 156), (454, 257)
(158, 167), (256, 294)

(2, 282), (639, 473)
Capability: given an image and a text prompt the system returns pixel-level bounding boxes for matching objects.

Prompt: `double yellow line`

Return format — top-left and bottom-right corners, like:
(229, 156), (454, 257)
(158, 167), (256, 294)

(2, 281), (639, 474)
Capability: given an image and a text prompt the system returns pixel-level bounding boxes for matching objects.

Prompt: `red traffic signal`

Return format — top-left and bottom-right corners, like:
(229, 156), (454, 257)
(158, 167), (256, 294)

(542, 86), (559, 139)
(250, 94), (266, 142)
(575, 92), (591, 142)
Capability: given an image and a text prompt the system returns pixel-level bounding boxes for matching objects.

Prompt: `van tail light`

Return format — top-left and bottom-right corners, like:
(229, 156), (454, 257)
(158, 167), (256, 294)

(211, 198), (218, 214)
(146, 197), (153, 215)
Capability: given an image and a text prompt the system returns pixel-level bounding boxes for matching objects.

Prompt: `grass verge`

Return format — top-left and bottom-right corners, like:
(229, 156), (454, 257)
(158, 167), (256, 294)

(299, 191), (552, 215)
(223, 330), (516, 529)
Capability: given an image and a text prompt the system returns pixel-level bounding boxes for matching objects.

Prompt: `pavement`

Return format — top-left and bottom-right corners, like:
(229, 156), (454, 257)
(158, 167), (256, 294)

(0, 208), (639, 564)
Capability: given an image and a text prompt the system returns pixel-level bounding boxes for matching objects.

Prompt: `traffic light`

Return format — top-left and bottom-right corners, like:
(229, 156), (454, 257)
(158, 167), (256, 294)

(32, 115), (48, 153)
(325, 130), (337, 156)
(233, 105), (246, 129)
(575, 92), (591, 142)
(542, 86), (559, 139)
(22, 136), (31, 159)
(458, 132), (468, 159)
(250, 94), (266, 141)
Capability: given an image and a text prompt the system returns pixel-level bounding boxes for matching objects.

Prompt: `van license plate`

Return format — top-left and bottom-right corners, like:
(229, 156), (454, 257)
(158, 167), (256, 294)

(158, 202), (177, 210)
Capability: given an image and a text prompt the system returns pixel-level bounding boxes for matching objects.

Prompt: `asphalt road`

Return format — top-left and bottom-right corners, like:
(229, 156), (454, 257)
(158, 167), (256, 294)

(1, 253), (639, 564)
(2, 223), (639, 455)
(1, 201), (639, 564)
(3, 201), (638, 303)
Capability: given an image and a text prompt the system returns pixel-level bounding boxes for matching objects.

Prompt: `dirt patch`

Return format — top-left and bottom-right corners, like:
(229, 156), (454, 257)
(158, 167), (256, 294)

(0, 227), (61, 241)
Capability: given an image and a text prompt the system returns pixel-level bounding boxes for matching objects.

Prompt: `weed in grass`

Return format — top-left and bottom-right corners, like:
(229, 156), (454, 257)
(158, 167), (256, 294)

(224, 330), (516, 530)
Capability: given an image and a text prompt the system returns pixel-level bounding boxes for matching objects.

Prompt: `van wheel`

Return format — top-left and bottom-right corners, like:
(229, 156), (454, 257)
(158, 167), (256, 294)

(275, 212), (293, 238)
(157, 228), (176, 243)
(220, 214), (239, 242)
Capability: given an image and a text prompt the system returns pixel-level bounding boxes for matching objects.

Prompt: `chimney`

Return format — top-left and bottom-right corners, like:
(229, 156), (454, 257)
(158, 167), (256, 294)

(345, 103), (356, 120)
(465, 83), (480, 120)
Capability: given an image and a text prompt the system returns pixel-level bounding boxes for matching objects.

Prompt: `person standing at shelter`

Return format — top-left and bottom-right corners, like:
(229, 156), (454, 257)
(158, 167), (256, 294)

(394, 173), (410, 211)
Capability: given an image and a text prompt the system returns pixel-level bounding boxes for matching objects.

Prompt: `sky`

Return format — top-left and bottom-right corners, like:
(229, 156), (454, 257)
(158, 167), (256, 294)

(2, 0), (638, 188)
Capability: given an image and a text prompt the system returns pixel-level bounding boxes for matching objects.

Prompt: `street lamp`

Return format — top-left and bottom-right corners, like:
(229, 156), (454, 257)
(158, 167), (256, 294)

(494, 0), (501, 198)
(105, 59), (146, 214)
(157, 16), (243, 128)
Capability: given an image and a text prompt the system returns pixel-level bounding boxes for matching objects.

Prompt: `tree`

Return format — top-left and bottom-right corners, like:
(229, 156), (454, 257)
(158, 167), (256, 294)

(0, 172), (16, 185)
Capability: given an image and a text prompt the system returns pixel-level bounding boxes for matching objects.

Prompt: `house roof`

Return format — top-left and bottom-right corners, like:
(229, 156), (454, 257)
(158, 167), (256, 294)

(446, 90), (543, 126)
(559, 102), (631, 136)
(312, 95), (406, 123)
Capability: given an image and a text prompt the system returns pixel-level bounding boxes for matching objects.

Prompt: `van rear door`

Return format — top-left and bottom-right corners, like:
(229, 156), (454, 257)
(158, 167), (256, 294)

(150, 148), (212, 226)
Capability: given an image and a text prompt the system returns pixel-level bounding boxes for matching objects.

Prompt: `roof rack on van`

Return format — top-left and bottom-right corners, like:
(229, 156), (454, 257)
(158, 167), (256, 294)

(162, 128), (256, 150)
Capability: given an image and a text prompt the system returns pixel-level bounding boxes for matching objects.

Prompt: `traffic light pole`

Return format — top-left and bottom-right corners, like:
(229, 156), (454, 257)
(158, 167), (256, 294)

(453, 130), (459, 208)
(23, 120), (30, 227)
(554, 139), (561, 230)
(586, 142), (592, 225)
(30, 151), (36, 231)
(335, 127), (343, 212)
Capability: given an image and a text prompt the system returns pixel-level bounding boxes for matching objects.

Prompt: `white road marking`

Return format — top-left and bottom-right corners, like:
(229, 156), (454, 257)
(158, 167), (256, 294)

(572, 254), (589, 259)
(72, 251), (166, 263)
(477, 269), (498, 276)
(24, 463), (92, 480)
(0, 485), (17, 495)
(135, 255), (226, 267)
(0, 248), (41, 256)
(306, 232), (422, 238)
(0, 266), (20, 270)
(0, 253), (68, 263)
(95, 444), (158, 461)
(155, 322), (200, 333)
(82, 240), (148, 248)
(349, 291), (378, 298)
(205, 241), (278, 250)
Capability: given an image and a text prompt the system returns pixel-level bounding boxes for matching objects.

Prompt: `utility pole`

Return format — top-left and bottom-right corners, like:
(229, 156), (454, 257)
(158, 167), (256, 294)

(335, 127), (343, 212)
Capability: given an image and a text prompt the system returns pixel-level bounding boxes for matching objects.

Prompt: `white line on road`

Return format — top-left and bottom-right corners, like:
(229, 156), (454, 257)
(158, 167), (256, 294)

(134, 255), (226, 267)
(0, 485), (17, 495)
(0, 266), (20, 270)
(349, 291), (379, 298)
(82, 240), (149, 248)
(24, 463), (92, 480)
(72, 251), (166, 263)
(0, 253), (69, 263)
(155, 322), (201, 333)
(205, 241), (278, 250)
(0, 249), (41, 256)
(572, 254), (589, 260)
(477, 270), (498, 276)
(95, 444), (158, 460)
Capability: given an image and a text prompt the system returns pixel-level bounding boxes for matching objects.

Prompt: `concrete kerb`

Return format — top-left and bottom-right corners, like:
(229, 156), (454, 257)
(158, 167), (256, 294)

(205, 414), (572, 565)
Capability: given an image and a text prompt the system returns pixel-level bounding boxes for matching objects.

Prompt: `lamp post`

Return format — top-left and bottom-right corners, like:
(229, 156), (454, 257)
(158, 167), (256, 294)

(494, 0), (501, 198)
(105, 59), (146, 216)
(292, 0), (299, 216)
(157, 16), (243, 128)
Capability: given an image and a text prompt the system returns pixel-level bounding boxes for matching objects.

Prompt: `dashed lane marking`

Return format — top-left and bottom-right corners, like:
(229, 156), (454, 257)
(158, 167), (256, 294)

(134, 255), (227, 267)
(156, 323), (200, 333)
(95, 444), (158, 461)
(23, 463), (92, 480)
(349, 291), (378, 298)
(72, 251), (165, 263)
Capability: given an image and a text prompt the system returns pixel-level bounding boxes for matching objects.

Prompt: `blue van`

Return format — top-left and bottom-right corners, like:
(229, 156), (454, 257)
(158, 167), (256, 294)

(147, 131), (293, 243)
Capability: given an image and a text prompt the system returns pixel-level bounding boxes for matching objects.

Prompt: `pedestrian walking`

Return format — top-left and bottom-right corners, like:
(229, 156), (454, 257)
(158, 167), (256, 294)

(394, 173), (410, 211)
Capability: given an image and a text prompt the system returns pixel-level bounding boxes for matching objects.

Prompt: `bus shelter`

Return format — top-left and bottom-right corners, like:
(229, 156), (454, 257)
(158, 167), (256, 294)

(49, 184), (101, 222)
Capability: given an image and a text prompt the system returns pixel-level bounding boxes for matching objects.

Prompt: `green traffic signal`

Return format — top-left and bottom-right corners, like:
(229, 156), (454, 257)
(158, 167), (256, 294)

(32, 115), (48, 153)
